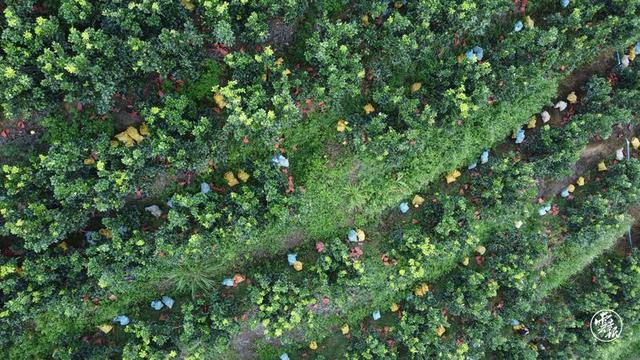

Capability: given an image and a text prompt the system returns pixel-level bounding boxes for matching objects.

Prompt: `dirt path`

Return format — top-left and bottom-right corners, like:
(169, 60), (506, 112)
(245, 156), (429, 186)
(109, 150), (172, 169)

(557, 51), (616, 97)
(537, 127), (635, 199)
(534, 49), (630, 198)
(534, 125), (639, 265)
(231, 324), (272, 360)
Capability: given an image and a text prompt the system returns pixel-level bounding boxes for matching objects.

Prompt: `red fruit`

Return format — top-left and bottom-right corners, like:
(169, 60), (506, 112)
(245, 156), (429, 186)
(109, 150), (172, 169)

(386, 339), (396, 347)
(349, 246), (364, 260)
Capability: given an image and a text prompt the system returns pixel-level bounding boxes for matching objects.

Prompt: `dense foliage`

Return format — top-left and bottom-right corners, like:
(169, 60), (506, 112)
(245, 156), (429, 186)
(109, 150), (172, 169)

(1, 0), (640, 358)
